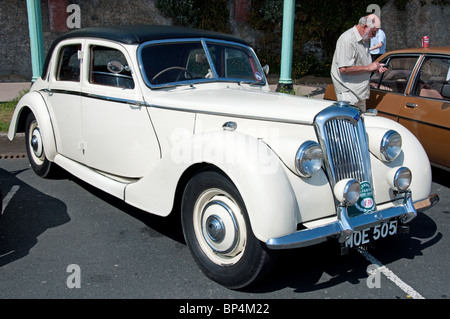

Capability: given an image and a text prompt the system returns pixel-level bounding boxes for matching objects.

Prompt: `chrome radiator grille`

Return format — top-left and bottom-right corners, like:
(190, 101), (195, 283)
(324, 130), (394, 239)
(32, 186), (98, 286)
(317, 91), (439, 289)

(314, 103), (373, 188)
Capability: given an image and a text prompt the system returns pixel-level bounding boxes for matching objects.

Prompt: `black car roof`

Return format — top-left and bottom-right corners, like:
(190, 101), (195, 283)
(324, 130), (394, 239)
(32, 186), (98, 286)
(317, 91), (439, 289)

(54, 25), (248, 45)
(42, 25), (249, 78)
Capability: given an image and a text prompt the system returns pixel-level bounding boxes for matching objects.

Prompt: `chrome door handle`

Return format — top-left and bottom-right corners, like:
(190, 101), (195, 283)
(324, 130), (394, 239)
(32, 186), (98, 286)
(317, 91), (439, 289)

(405, 103), (418, 108)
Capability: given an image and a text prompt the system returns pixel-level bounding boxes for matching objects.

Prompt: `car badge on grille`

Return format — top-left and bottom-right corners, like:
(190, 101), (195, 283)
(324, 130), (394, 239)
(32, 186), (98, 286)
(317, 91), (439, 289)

(348, 181), (376, 217)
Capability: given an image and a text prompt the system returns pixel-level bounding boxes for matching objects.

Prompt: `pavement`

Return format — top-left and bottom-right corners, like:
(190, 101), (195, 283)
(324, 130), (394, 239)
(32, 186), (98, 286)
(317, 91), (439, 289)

(0, 81), (327, 159)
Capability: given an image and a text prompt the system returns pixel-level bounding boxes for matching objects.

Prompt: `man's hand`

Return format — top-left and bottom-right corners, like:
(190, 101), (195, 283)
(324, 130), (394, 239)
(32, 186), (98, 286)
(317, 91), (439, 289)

(368, 62), (388, 73)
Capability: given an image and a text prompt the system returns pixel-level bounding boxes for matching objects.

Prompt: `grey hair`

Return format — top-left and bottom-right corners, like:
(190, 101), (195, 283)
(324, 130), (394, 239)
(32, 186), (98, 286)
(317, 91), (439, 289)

(358, 15), (376, 28)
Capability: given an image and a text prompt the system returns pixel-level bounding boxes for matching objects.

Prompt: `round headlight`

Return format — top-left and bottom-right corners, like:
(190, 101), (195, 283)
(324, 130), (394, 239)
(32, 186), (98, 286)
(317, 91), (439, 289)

(334, 179), (361, 206)
(295, 141), (323, 177)
(380, 130), (402, 162)
(388, 167), (412, 192)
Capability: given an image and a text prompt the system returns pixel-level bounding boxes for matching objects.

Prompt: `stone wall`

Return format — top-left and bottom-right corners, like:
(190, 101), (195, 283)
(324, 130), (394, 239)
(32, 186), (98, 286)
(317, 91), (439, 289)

(0, 0), (449, 81)
(381, 0), (450, 51)
(0, 0), (171, 81)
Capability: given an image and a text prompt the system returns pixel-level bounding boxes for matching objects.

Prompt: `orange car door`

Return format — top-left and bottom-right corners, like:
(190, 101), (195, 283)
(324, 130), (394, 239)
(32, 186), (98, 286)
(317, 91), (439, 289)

(398, 56), (450, 168)
(367, 56), (420, 122)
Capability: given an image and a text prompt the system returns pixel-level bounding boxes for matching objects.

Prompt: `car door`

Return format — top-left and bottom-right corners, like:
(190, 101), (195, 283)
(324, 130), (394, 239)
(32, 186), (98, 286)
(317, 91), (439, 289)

(80, 40), (160, 178)
(367, 55), (421, 122)
(399, 55), (450, 168)
(45, 39), (84, 163)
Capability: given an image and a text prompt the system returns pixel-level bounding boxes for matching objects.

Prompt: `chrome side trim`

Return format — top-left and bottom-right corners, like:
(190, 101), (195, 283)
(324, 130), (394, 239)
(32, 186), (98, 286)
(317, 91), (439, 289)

(40, 88), (314, 124)
(41, 89), (149, 107)
(149, 103), (314, 125)
(266, 191), (429, 250)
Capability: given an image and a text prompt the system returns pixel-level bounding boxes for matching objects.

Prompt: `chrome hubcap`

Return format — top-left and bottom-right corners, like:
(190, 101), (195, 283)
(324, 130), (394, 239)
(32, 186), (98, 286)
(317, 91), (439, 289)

(194, 190), (247, 265)
(28, 121), (45, 164)
(202, 200), (239, 254)
(30, 127), (43, 158)
(205, 214), (225, 243)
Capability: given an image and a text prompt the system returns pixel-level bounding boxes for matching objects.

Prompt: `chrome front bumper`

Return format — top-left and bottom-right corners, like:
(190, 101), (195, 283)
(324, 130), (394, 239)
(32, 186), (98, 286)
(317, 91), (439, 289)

(266, 192), (439, 250)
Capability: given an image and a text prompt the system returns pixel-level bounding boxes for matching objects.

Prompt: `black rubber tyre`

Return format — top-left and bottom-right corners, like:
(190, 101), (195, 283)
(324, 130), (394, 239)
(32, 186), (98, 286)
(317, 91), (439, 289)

(181, 170), (276, 289)
(25, 112), (55, 178)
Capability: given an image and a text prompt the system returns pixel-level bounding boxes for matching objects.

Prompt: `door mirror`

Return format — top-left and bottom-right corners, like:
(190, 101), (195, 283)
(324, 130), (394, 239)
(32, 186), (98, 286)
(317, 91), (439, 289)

(441, 83), (450, 99)
(107, 60), (131, 74)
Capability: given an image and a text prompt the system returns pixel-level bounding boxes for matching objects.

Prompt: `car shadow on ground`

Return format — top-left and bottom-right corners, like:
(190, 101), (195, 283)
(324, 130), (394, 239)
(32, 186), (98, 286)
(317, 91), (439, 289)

(247, 210), (440, 293)
(432, 166), (449, 188)
(0, 167), (70, 268)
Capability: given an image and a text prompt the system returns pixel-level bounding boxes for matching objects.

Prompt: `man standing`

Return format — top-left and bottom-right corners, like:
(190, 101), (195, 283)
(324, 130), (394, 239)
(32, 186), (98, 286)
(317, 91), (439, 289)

(370, 28), (387, 61)
(331, 14), (387, 111)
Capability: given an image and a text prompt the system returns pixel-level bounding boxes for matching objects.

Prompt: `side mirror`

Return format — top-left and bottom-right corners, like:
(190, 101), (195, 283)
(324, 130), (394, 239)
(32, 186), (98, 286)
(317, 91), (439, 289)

(107, 60), (131, 74)
(263, 65), (270, 75)
(441, 83), (450, 99)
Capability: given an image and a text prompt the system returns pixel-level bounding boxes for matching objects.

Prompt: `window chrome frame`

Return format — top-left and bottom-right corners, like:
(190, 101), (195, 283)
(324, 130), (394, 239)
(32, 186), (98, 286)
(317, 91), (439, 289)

(370, 54), (422, 96)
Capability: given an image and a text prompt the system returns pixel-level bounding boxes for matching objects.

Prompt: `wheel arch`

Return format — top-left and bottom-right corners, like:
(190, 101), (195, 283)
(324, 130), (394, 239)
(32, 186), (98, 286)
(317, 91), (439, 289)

(8, 92), (57, 162)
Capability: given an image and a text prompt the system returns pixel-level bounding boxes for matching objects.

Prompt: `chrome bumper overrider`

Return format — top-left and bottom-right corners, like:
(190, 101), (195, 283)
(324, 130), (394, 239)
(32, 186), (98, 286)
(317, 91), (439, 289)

(266, 192), (439, 250)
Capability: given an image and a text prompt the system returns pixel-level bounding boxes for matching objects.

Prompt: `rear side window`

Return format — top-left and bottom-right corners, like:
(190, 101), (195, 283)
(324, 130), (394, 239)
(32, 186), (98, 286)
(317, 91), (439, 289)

(370, 56), (418, 94)
(56, 44), (81, 82)
(412, 57), (450, 101)
(89, 45), (135, 89)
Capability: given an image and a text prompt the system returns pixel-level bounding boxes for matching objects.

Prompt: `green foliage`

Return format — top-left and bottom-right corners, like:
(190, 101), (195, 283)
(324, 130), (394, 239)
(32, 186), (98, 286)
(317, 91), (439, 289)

(0, 89), (28, 132)
(292, 54), (331, 79)
(155, 0), (230, 33)
(249, 0), (389, 79)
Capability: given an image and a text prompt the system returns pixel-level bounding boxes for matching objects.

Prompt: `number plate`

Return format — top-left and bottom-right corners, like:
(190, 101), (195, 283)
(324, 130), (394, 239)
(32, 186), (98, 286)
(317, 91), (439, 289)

(345, 220), (398, 248)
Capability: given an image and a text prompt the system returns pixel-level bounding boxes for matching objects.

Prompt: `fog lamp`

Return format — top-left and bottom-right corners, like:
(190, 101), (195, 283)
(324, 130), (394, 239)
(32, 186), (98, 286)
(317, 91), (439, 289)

(334, 179), (361, 206)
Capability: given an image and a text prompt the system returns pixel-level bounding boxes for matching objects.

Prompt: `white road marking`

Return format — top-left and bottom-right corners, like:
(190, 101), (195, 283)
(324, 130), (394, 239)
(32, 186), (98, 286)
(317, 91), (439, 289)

(1, 185), (20, 215)
(357, 247), (425, 299)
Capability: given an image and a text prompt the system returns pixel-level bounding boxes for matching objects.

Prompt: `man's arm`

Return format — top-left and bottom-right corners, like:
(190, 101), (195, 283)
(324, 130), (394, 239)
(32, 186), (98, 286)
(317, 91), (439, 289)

(340, 62), (387, 75)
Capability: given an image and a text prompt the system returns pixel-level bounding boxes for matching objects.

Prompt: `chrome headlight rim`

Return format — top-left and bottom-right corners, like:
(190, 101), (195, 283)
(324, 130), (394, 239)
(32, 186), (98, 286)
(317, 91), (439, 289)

(295, 141), (323, 178)
(380, 130), (402, 163)
(393, 167), (412, 192)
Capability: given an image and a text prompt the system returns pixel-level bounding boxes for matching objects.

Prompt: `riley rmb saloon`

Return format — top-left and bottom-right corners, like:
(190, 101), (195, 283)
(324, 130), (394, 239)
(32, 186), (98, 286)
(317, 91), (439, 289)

(8, 25), (439, 289)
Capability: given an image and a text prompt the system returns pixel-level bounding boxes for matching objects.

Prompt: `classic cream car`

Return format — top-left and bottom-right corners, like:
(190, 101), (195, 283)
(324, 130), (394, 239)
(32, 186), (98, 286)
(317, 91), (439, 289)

(8, 25), (438, 289)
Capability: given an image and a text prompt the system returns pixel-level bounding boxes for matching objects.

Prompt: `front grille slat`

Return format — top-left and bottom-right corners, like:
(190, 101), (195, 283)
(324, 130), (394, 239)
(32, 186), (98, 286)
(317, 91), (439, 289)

(315, 105), (373, 189)
(325, 118), (369, 183)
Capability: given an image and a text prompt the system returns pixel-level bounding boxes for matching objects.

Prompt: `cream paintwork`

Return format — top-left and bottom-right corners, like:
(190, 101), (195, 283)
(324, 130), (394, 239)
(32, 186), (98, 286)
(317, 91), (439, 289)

(45, 39), (84, 163)
(7, 91), (57, 161)
(8, 37), (434, 243)
(80, 40), (160, 178)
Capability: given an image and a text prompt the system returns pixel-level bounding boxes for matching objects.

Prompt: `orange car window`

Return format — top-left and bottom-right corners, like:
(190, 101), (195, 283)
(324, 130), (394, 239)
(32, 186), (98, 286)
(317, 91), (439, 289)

(412, 57), (450, 101)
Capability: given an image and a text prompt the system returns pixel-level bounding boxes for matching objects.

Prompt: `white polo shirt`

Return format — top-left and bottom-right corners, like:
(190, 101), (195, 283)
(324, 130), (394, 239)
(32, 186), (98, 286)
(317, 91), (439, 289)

(331, 26), (372, 104)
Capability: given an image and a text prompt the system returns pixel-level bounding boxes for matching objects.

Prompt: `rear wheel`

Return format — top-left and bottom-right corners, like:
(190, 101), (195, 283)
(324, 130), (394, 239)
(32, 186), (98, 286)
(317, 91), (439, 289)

(181, 170), (276, 289)
(25, 113), (55, 178)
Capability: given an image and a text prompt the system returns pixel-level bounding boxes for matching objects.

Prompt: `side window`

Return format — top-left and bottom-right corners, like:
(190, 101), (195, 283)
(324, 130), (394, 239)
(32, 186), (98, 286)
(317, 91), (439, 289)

(412, 57), (450, 101)
(370, 57), (418, 94)
(57, 44), (81, 82)
(89, 45), (134, 89)
(206, 43), (257, 80)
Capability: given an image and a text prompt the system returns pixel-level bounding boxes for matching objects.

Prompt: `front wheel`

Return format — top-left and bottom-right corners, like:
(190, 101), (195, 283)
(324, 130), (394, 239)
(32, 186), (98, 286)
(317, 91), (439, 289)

(181, 170), (276, 289)
(25, 113), (55, 178)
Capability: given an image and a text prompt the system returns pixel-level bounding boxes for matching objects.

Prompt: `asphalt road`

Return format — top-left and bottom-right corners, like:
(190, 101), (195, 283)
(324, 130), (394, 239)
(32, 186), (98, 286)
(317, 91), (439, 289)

(1, 157), (449, 305)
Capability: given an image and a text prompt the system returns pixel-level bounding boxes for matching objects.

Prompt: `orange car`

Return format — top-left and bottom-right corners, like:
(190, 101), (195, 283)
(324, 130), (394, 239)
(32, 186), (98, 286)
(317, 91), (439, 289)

(324, 47), (450, 170)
